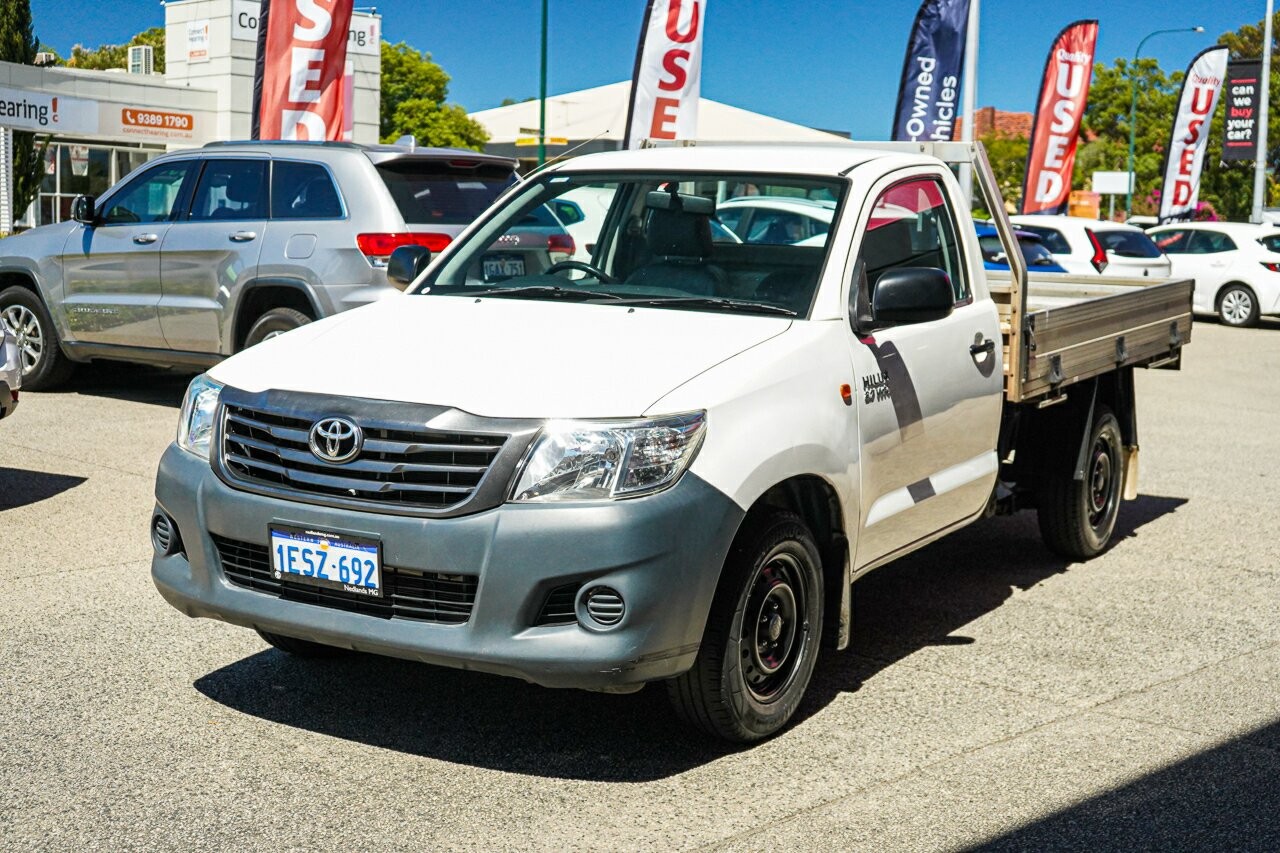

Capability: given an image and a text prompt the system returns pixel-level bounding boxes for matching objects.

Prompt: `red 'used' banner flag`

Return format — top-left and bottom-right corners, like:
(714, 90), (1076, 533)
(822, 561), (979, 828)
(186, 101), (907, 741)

(252, 0), (354, 140)
(1020, 20), (1098, 215)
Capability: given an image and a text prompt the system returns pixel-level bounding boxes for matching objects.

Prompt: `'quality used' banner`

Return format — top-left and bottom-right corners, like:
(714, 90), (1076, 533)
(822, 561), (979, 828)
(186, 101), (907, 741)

(1159, 46), (1230, 222)
(252, 0), (354, 141)
(890, 0), (969, 142)
(623, 0), (707, 149)
(1020, 20), (1098, 215)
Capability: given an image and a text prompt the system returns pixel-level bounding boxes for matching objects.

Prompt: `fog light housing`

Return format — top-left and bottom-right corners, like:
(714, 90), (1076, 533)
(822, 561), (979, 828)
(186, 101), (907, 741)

(151, 512), (182, 556)
(582, 586), (625, 627)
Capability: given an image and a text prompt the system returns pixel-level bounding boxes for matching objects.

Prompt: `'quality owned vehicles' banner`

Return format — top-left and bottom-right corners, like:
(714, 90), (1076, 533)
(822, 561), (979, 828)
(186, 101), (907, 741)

(624, 0), (707, 149)
(890, 0), (969, 142)
(1020, 20), (1098, 215)
(252, 0), (354, 141)
(1159, 46), (1231, 222)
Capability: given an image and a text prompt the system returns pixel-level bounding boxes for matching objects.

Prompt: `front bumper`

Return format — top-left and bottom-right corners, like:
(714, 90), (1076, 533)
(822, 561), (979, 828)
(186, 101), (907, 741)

(152, 444), (743, 690)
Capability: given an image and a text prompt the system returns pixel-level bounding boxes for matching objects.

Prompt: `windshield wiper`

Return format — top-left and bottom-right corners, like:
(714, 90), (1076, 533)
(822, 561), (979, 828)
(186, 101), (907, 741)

(609, 296), (798, 316)
(468, 285), (622, 302)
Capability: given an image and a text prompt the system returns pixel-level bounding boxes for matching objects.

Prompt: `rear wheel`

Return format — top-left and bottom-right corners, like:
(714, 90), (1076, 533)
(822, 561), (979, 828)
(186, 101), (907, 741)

(1217, 284), (1259, 328)
(667, 511), (823, 742)
(257, 629), (345, 658)
(1037, 404), (1124, 560)
(0, 285), (75, 390)
(243, 307), (311, 349)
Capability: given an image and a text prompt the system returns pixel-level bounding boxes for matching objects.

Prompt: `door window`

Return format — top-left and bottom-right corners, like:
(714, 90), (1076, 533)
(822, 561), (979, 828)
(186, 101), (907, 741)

(1151, 230), (1190, 253)
(742, 210), (814, 244)
(1187, 231), (1237, 254)
(272, 161), (344, 219)
(188, 159), (268, 221)
(100, 163), (193, 224)
(1018, 225), (1071, 254)
(858, 176), (969, 304)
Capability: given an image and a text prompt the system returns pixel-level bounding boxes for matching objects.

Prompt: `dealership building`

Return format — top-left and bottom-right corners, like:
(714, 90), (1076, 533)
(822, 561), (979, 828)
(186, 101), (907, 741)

(4, 0), (381, 228)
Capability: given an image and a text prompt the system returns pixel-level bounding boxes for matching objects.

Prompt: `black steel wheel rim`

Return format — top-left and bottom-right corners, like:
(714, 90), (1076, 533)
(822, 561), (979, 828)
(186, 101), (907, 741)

(1087, 431), (1119, 530)
(740, 552), (807, 703)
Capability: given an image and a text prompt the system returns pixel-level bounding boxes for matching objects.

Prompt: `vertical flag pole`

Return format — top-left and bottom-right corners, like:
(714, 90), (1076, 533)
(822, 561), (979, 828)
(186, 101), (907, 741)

(1252, 0), (1274, 223)
(958, 0), (979, 204)
(538, 0), (548, 167)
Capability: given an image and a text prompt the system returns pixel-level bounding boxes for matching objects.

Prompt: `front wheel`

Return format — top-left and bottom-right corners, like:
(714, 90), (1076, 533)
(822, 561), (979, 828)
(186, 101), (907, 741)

(1037, 405), (1124, 560)
(0, 285), (75, 390)
(242, 307), (311, 350)
(667, 511), (823, 742)
(1217, 284), (1260, 328)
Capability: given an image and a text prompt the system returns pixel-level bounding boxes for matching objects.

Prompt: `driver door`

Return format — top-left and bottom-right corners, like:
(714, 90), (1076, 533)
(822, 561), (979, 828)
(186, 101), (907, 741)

(60, 161), (195, 349)
(848, 171), (1004, 568)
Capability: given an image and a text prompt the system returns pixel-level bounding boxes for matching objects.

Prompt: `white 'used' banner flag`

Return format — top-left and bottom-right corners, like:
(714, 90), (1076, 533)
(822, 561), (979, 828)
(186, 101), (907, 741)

(1159, 45), (1230, 223)
(623, 0), (706, 149)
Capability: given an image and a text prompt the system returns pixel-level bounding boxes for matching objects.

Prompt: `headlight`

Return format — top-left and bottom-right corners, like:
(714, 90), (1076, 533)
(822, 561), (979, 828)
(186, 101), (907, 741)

(511, 412), (706, 502)
(176, 374), (223, 458)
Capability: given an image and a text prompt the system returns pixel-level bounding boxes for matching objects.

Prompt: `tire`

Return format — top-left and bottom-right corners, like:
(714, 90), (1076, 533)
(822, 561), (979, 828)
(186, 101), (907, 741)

(1036, 404), (1124, 560)
(1216, 284), (1260, 328)
(0, 285), (75, 390)
(257, 629), (345, 658)
(242, 307), (311, 350)
(667, 511), (823, 742)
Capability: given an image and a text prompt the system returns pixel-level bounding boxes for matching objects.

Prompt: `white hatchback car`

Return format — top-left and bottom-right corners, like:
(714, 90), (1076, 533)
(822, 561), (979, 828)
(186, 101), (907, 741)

(1010, 215), (1171, 278)
(716, 196), (835, 244)
(1147, 222), (1280, 328)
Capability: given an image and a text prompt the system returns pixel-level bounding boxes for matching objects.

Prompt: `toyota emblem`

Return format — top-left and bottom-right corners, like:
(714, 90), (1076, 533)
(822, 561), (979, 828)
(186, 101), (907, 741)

(308, 417), (363, 464)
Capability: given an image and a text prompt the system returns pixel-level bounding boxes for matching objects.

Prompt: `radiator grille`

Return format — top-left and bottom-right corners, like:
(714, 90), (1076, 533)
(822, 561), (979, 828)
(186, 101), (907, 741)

(220, 402), (505, 512)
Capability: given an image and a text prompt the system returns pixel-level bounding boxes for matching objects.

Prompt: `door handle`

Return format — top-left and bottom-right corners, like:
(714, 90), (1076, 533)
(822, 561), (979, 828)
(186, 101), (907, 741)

(230, 231), (258, 242)
(133, 233), (159, 245)
(970, 338), (996, 358)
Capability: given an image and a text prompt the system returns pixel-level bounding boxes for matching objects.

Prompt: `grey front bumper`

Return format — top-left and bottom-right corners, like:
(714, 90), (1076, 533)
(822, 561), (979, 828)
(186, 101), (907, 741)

(152, 444), (744, 690)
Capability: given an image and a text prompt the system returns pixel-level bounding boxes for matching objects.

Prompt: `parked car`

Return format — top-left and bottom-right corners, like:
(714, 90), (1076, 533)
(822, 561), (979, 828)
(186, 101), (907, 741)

(0, 320), (19, 420)
(1147, 221), (1280, 327)
(1010, 215), (1171, 278)
(976, 224), (1068, 273)
(717, 195), (835, 244)
(0, 141), (518, 390)
(151, 141), (1192, 742)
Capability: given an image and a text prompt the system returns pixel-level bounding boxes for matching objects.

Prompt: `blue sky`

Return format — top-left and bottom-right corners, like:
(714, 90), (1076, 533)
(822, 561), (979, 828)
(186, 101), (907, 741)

(32, 0), (1260, 138)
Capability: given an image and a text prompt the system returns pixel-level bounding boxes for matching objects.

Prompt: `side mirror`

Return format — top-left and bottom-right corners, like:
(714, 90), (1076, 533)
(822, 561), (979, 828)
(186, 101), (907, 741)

(551, 200), (584, 226)
(870, 267), (954, 326)
(386, 244), (432, 288)
(71, 195), (97, 226)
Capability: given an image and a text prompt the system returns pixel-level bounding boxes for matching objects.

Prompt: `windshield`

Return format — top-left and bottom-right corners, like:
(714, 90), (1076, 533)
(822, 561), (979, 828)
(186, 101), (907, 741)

(1096, 229), (1162, 259)
(415, 172), (846, 317)
(375, 159), (516, 225)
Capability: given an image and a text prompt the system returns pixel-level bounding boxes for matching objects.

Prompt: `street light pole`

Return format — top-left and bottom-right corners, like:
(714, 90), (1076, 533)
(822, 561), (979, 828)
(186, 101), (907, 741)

(1126, 26), (1205, 218)
(538, 0), (548, 167)
(1251, 0), (1274, 223)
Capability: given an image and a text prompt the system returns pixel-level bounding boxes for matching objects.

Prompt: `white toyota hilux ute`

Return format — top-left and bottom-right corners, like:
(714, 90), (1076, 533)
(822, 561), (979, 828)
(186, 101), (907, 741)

(152, 142), (1193, 742)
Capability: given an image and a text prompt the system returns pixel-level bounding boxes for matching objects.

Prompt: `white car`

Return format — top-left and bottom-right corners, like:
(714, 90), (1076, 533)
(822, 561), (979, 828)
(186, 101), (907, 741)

(717, 195), (835, 244)
(1147, 221), (1280, 327)
(1010, 215), (1171, 278)
(0, 320), (20, 420)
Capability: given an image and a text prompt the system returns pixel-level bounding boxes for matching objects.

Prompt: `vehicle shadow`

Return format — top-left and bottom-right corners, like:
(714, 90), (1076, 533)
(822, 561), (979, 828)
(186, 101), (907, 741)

(194, 493), (1187, 782)
(966, 718), (1280, 851)
(60, 361), (195, 408)
(0, 467), (88, 510)
(797, 493), (1189, 723)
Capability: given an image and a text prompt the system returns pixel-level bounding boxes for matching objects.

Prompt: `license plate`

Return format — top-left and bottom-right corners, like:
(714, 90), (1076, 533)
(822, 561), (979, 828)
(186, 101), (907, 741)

(269, 525), (382, 598)
(483, 253), (525, 281)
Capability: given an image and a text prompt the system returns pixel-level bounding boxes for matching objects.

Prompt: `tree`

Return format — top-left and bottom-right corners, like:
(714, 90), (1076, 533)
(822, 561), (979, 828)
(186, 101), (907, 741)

(0, 0), (48, 224)
(67, 26), (165, 74)
(979, 132), (1030, 211)
(380, 41), (487, 150)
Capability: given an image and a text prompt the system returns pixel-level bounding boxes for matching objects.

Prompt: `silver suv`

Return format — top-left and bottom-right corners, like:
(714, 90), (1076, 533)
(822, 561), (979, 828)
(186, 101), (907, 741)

(0, 141), (517, 389)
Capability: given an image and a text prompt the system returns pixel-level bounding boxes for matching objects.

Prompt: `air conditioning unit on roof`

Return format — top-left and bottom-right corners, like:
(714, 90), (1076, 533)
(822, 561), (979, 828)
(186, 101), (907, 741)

(128, 45), (154, 75)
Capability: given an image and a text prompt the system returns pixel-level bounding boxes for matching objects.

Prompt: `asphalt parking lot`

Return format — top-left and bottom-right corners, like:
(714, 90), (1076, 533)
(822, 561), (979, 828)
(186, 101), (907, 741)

(1, 318), (1278, 851)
